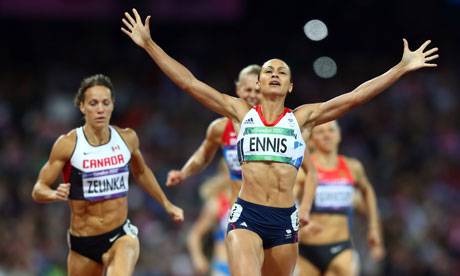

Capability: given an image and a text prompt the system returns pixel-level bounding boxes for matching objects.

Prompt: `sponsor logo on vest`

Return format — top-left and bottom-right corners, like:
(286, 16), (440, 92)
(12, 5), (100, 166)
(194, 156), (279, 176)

(83, 150), (101, 155)
(83, 154), (125, 169)
(249, 137), (287, 153)
(244, 118), (254, 124)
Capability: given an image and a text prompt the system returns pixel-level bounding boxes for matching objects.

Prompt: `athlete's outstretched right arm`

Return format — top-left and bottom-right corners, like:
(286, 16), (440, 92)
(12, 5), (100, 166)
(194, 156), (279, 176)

(167, 118), (225, 187)
(32, 134), (73, 203)
(121, 9), (249, 121)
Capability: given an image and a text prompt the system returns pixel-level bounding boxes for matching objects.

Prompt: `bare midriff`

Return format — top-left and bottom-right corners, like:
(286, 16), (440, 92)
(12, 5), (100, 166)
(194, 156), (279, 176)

(229, 179), (242, 206)
(300, 213), (350, 244)
(68, 197), (128, 236)
(238, 161), (298, 208)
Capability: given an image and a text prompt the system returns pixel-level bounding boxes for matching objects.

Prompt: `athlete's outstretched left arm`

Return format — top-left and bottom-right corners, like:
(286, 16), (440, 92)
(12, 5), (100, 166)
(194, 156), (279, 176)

(298, 147), (318, 227)
(120, 127), (184, 222)
(348, 158), (385, 261)
(296, 39), (439, 128)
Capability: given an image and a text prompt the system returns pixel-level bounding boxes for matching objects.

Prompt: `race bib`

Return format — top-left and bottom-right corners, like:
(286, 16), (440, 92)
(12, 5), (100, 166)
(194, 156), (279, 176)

(241, 127), (296, 163)
(223, 146), (241, 172)
(314, 184), (354, 210)
(290, 209), (299, 231)
(82, 166), (129, 201)
(228, 203), (243, 223)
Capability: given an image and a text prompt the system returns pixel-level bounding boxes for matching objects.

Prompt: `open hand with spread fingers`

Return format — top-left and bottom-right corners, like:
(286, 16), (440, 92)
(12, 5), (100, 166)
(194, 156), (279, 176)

(400, 39), (439, 72)
(121, 8), (152, 49)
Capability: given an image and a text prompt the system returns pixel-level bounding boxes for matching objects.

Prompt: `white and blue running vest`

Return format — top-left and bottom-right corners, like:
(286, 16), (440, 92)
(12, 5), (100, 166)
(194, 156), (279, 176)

(65, 126), (131, 201)
(236, 105), (305, 169)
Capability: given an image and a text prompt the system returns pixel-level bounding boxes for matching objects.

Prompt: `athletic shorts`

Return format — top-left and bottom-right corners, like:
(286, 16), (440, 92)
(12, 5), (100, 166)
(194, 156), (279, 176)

(67, 219), (138, 263)
(298, 240), (352, 272)
(227, 198), (299, 249)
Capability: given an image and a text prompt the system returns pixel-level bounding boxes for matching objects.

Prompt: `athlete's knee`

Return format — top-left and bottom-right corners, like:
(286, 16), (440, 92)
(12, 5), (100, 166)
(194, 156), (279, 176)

(118, 236), (140, 262)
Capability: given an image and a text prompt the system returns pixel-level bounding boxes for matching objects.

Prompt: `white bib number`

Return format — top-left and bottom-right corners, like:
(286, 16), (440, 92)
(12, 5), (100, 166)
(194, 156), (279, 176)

(315, 185), (354, 209)
(224, 148), (241, 172)
(82, 167), (129, 201)
(228, 203), (243, 223)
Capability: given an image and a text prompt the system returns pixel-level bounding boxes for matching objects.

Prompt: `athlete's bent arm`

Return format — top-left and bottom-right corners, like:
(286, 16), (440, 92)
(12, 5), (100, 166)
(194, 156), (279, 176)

(121, 9), (249, 121)
(32, 134), (73, 203)
(295, 39), (439, 127)
(298, 148), (318, 227)
(166, 118), (224, 187)
(348, 158), (385, 259)
(187, 198), (219, 275)
(122, 127), (184, 222)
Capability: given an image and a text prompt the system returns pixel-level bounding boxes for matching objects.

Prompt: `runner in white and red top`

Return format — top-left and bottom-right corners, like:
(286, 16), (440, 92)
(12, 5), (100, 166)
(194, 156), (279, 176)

(32, 74), (184, 276)
(123, 10), (438, 275)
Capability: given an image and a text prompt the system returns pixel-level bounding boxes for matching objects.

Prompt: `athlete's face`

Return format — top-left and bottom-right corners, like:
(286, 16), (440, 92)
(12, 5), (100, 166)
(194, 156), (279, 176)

(257, 59), (293, 98)
(80, 85), (114, 129)
(310, 121), (341, 153)
(236, 73), (260, 106)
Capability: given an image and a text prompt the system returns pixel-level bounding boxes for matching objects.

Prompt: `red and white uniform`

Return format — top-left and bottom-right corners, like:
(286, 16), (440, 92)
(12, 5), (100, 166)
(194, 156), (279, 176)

(63, 126), (131, 201)
(221, 119), (241, 180)
(310, 155), (355, 215)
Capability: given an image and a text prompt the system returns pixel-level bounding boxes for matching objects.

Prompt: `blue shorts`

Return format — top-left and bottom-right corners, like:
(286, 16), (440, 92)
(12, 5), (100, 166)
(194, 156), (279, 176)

(227, 198), (299, 249)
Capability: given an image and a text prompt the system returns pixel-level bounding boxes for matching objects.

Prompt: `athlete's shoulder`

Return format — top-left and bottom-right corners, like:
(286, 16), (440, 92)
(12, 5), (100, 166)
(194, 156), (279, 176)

(209, 117), (228, 129)
(51, 129), (77, 160)
(341, 155), (364, 173)
(293, 103), (320, 128)
(207, 117), (228, 136)
(112, 125), (138, 146)
(112, 125), (136, 135)
(56, 129), (77, 147)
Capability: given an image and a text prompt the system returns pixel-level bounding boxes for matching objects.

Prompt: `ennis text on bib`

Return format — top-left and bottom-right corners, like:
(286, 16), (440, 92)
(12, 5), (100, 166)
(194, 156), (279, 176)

(237, 105), (305, 169)
(63, 126), (131, 201)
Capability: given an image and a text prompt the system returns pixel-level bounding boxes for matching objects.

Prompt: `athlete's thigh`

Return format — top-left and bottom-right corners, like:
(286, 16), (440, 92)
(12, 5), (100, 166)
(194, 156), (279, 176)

(68, 250), (104, 276)
(261, 243), (298, 276)
(103, 235), (140, 276)
(325, 249), (353, 276)
(296, 254), (322, 276)
(226, 229), (264, 276)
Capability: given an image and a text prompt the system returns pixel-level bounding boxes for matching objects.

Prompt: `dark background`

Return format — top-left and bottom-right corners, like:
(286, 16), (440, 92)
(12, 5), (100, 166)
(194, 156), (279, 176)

(1, 0), (459, 275)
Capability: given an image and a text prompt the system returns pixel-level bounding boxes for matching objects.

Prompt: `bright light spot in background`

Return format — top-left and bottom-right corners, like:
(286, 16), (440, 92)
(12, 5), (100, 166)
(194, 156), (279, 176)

(303, 19), (328, 41)
(313, 56), (337, 79)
